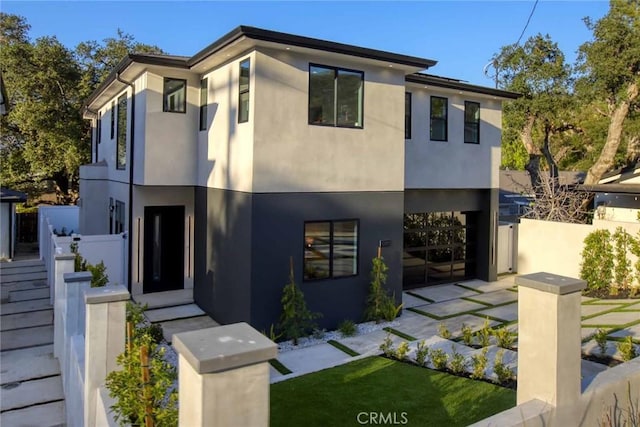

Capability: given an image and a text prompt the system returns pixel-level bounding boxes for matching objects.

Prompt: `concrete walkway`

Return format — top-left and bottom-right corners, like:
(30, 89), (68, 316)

(0, 259), (66, 427)
(270, 276), (640, 385)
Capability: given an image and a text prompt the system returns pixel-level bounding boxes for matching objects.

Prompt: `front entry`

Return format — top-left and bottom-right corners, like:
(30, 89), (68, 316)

(144, 205), (184, 293)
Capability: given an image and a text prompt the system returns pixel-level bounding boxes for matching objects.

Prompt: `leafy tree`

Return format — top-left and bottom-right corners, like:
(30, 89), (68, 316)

(278, 257), (320, 345)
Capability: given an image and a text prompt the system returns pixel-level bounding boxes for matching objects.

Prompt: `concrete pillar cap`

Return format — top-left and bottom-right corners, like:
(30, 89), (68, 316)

(63, 271), (92, 283)
(84, 285), (130, 304)
(516, 272), (586, 295)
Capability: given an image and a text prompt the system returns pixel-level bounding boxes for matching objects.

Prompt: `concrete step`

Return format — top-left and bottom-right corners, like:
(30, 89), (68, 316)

(1, 310), (53, 331)
(0, 271), (47, 284)
(145, 303), (205, 323)
(0, 346), (60, 385)
(0, 375), (64, 412)
(1, 280), (49, 302)
(8, 287), (50, 302)
(0, 400), (65, 427)
(0, 259), (45, 270)
(1, 298), (52, 316)
(159, 315), (219, 344)
(0, 265), (47, 276)
(133, 289), (193, 309)
(1, 325), (54, 351)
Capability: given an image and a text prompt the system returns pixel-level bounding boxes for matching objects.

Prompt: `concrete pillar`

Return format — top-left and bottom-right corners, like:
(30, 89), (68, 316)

(173, 323), (277, 427)
(516, 272), (586, 407)
(84, 285), (129, 427)
(53, 254), (75, 359)
(62, 271), (91, 396)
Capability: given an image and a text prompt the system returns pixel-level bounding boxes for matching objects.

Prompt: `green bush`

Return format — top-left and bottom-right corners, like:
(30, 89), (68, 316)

(617, 336), (637, 362)
(594, 328), (608, 356)
(493, 326), (515, 349)
(379, 333), (395, 358)
(338, 320), (357, 337)
(261, 324), (283, 342)
(493, 350), (514, 384)
(461, 323), (473, 346)
(415, 340), (429, 366)
(430, 348), (448, 370)
(365, 256), (403, 323)
(395, 341), (410, 361)
(448, 348), (466, 375)
(613, 227), (634, 293)
(475, 318), (493, 347)
(438, 322), (451, 339)
(580, 229), (614, 292)
(70, 242), (109, 287)
(470, 348), (489, 380)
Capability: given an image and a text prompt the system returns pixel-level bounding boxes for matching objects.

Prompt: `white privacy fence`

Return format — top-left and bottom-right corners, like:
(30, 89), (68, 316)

(497, 222), (517, 274)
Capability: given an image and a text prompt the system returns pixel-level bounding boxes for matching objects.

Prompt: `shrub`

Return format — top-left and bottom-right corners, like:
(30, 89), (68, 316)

(448, 347), (466, 375)
(475, 318), (493, 347)
(395, 341), (410, 361)
(261, 324), (283, 342)
(613, 227), (634, 293)
(70, 242), (108, 287)
(617, 336), (637, 362)
(338, 319), (357, 337)
(438, 322), (451, 339)
(594, 328), (608, 356)
(493, 326), (515, 349)
(415, 340), (429, 366)
(430, 348), (448, 370)
(470, 348), (489, 380)
(580, 229), (614, 292)
(379, 333), (395, 358)
(461, 323), (473, 346)
(278, 257), (321, 345)
(493, 350), (514, 384)
(365, 256), (402, 322)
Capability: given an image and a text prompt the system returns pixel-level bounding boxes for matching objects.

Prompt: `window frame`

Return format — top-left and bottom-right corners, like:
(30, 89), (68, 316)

(116, 93), (127, 170)
(303, 219), (360, 282)
(464, 101), (481, 144)
(114, 200), (125, 234)
(308, 63), (364, 129)
(162, 77), (187, 114)
(199, 78), (208, 131)
(430, 96), (448, 142)
(110, 101), (115, 139)
(238, 59), (250, 123)
(405, 92), (412, 139)
(96, 112), (102, 145)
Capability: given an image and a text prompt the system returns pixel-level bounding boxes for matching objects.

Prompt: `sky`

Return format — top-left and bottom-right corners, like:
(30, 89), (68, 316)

(3, 1), (610, 87)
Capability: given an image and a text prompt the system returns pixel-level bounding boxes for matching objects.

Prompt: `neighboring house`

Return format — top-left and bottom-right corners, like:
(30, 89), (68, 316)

(1, 188), (27, 260)
(585, 163), (640, 223)
(79, 26), (518, 330)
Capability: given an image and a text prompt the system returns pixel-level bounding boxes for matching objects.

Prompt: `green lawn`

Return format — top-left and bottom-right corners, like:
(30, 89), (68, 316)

(271, 356), (515, 427)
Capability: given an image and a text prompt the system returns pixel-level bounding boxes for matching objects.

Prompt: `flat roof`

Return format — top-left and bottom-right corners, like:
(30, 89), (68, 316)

(406, 73), (520, 99)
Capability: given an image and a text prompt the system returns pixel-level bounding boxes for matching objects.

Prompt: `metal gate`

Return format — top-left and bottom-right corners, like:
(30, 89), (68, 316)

(17, 212), (38, 243)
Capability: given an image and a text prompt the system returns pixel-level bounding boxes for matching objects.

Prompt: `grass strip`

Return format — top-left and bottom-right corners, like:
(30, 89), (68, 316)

(327, 340), (359, 357)
(407, 307), (442, 320)
(461, 297), (495, 307)
(269, 359), (292, 375)
(406, 292), (435, 303)
(383, 327), (417, 341)
(454, 283), (484, 294)
(582, 318), (640, 329)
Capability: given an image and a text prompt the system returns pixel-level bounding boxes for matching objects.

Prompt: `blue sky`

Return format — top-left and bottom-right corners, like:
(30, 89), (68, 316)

(3, 1), (609, 86)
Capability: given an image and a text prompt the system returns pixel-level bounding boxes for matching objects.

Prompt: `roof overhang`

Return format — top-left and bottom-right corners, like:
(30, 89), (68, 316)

(580, 184), (640, 195)
(406, 73), (520, 100)
(0, 187), (27, 203)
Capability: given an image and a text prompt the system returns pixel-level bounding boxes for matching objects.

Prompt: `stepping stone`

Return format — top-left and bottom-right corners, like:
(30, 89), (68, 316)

(582, 311), (640, 327)
(581, 339), (638, 361)
(276, 343), (352, 374)
(0, 400), (65, 427)
(411, 284), (480, 302)
(1, 299), (52, 316)
(459, 279), (514, 293)
(609, 323), (640, 339)
(1, 310), (53, 331)
(0, 376), (64, 411)
(159, 315), (219, 343)
(145, 304), (205, 323)
(1, 325), (54, 351)
(0, 348), (60, 385)
(337, 329), (405, 355)
(581, 359), (609, 391)
(413, 298), (486, 318)
(402, 293), (428, 309)
(8, 288), (50, 302)
(393, 315), (439, 340)
(477, 303), (518, 323)
(466, 290), (517, 306)
(133, 289), (193, 309)
(582, 304), (622, 318)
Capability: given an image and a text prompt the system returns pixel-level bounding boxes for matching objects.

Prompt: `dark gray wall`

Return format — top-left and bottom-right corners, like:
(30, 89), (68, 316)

(404, 188), (498, 283)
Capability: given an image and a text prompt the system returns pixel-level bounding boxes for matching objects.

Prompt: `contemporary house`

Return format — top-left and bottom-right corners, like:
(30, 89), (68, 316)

(79, 26), (518, 330)
(586, 163), (640, 222)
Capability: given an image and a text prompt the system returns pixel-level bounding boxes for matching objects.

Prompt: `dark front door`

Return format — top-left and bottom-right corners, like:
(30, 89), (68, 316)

(144, 206), (184, 293)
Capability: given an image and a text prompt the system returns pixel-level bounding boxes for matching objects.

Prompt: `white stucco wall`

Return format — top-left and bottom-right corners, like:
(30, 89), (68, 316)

(197, 53), (255, 192)
(252, 48), (405, 193)
(405, 88), (503, 189)
(79, 163), (109, 235)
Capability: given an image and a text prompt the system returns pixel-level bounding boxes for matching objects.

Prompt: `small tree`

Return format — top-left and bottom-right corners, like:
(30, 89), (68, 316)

(278, 257), (320, 345)
(70, 242), (108, 287)
(613, 227), (634, 293)
(580, 229), (614, 293)
(365, 255), (401, 323)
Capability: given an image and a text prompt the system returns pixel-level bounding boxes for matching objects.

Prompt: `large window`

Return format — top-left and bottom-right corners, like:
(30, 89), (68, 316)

(199, 78), (208, 131)
(309, 64), (363, 128)
(304, 220), (358, 280)
(238, 59), (250, 123)
(464, 101), (480, 144)
(116, 93), (127, 170)
(430, 96), (448, 141)
(163, 78), (186, 113)
(405, 92), (412, 139)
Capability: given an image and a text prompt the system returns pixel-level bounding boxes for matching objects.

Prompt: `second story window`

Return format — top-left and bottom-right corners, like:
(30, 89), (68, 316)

(464, 101), (480, 144)
(309, 64), (363, 128)
(97, 112), (102, 144)
(199, 78), (208, 131)
(405, 92), (412, 139)
(238, 59), (250, 123)
(163, 78), (186, 113)
(430, 96), (448, 141)
(110, 101), (115, 139)
(116, 93), (127, 170)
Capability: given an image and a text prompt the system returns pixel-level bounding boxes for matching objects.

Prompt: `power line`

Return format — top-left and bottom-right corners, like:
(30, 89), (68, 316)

(515, 0), (540, 46)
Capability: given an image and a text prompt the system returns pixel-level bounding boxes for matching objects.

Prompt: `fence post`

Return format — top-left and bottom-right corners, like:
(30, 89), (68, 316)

(53, 254), (75, 360)
(84, 285), (129, 427)
(515, 272), (586, 408)
(173, 323), (277, 427)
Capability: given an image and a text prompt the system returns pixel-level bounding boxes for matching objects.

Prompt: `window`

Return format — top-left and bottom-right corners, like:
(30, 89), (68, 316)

(110, 101), (115, 139)
(304, 220), (358, 280)
(464, 101), (480, 144)
(309, 64), (363, 128)
(199, 78), (208, 131)
(97, 112), (102, 144)
(430, 96), (448, 141)
(163, 78), (186, 113)
(116, 93), (127, 170)
(238, 59), (250, 123)
(114, 200), (125, 234)
(405, 92), (412, 139)
(109, 198), (114, 234)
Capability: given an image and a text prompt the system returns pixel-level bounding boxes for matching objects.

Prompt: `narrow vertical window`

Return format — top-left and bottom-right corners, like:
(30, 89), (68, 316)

(464, 101), (480, 144)
(199, 78), (208, 131)
(110, 101), (115, 139)
(163, 78), (186, 113)
(114, 200), (125, 233)
(116, 93), (127, 170)
(405, 92), (412, 139)
(152, 214), (161, 280)
(97, 112), (102, 144)
(238, 59), (250, 123)
(430, 96), (448, 141)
